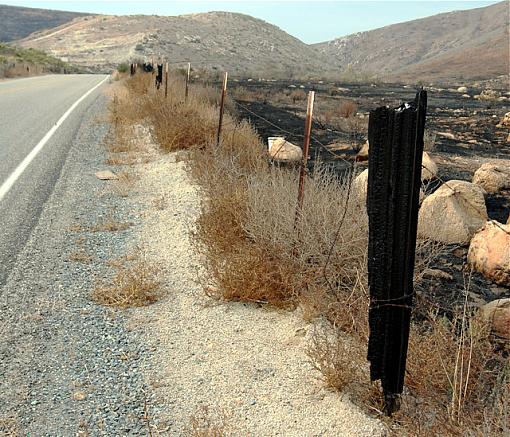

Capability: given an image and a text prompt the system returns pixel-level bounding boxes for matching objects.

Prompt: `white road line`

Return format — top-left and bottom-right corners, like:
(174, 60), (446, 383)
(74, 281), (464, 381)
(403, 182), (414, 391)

(0, 75), (109, 202)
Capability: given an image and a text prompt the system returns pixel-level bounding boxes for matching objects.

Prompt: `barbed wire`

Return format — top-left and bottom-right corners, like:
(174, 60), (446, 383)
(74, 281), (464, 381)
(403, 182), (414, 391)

(234, 100), (355, 168)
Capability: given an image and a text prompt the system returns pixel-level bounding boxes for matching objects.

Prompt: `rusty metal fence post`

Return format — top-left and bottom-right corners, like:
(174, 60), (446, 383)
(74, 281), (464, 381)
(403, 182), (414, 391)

(164, 62), (169, 98)
(366, 90), (427, 415)
(185, 62), (191, 101)
(216, 72), (228, 147)
(295, 91), (315, 229)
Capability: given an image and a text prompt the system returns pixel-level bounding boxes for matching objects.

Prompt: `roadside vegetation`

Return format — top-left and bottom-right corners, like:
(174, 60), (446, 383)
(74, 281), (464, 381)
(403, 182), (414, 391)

(108, 70), (509, 436)
(0, 42), (78, 78)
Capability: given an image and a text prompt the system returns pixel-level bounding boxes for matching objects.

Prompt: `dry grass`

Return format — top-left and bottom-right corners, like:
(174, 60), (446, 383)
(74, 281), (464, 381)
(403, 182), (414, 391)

(307, 322), (365, 391)
(90, 215), (132, 232)
(186, 406), (234, 437)
(69, 251), (92, 263)
(337, 100), (358, 118)
(92, 252), (162, 308)
(0, 417), (19, 436)
(111, 72), (509, 436)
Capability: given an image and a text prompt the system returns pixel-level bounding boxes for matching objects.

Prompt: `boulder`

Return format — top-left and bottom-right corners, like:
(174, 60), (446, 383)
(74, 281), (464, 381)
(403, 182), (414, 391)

(468, 221), (510, 286)
(267, 137), (302, 162)
(353, 169), (369, 200)
(480, 298), (510, 339)
(418, 180), (488, 244)
(421, 152), (438, 181)
(438, 131), (455, 140)
(472, 163), (510, 194)
(496, 112), (510, 128)
(355, 141), (369, 161)
(457, 86), (468, 93)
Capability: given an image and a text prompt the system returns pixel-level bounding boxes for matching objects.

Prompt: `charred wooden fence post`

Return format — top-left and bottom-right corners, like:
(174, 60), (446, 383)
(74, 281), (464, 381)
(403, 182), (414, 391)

(156, 64), (163, 90)
(185, 62), (191, 101)
(294, 91), (315, 229)
(367, 90), (427, 416)
(164, 62), (169, 98)
(216, 72), (228, 147)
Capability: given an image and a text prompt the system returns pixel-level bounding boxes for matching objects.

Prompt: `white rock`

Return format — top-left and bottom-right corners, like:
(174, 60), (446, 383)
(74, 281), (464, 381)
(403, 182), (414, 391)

(355, 141), (369, 161)
(418, 180), (488, 244)
(480, 298), (510, 339)
(438, 132), (455, 140)
(457, 86), (468, 93)
(95, 170), (118, 180)
(472, 163), (510, 194)
(421, 152), (438, 181)
(267, 137), (302, 162)
(496, 112), (510, 128)
(468, 221), (510, 287)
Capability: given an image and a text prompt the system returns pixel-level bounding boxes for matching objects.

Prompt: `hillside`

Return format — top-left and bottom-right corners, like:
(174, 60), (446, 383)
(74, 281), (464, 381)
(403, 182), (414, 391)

(0, 42), (79, 77)
(17, 12), (331, 77)
(0, 4), (88, 42)
(313, 1), (509, 83)
(11, 2), (509, 83)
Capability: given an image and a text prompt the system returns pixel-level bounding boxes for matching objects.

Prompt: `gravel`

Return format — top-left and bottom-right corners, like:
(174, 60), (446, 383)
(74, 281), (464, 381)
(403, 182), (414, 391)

(0, 94), (151, 436)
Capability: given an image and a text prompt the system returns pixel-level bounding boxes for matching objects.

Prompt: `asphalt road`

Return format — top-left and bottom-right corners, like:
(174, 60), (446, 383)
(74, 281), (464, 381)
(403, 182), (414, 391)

(0, 74), (108, 287)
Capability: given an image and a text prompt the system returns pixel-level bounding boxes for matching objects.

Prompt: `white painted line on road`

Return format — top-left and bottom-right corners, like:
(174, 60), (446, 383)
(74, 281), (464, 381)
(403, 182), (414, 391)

(0, 75), (109, 202)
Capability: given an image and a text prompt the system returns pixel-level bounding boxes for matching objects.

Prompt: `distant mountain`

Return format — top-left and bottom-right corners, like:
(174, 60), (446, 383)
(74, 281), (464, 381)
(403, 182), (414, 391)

(9, 2), (509, 83)
(16, 11), (332, 77)
(0, 4), (89, 42)
(313, 1), (509, 83)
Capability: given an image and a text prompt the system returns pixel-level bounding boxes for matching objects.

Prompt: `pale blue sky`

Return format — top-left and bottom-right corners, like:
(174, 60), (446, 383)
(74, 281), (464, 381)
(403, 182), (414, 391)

(1, 1), (500, 43)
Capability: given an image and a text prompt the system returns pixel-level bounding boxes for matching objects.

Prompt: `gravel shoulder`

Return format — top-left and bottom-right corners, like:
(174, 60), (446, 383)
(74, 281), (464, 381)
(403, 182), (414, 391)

(127, 150), (384, 436)
(0, 91), (152, 436)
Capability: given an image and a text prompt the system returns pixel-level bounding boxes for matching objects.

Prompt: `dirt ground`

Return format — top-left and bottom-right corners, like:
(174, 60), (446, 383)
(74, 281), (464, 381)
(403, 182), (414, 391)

(230, 78), (510, 317)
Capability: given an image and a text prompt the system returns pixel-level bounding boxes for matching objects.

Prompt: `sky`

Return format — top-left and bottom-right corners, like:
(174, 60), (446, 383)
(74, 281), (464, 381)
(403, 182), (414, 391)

(1, 1), (501, 43)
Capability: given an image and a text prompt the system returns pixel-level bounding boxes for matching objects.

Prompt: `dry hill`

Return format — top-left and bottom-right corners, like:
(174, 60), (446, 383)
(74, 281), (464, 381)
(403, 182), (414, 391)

(10, 2), (510, 83)
(17, 12), (331, 77)
(0, 4), (88, 42)
(313, 1), (509, 83)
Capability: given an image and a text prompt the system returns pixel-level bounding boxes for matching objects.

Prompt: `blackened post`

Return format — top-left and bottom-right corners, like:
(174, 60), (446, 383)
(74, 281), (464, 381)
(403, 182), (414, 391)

(185, 62), (191, 101)
(295, 91), (315, 228)
(216, 72), (228, 147)
(164, 62), (169, 98)
(156, 64), (163, 90)
(367, 90), (427, 416)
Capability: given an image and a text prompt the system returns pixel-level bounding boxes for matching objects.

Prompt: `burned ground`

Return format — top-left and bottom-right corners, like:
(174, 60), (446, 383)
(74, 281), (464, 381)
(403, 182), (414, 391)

(230, 78), (510, 317)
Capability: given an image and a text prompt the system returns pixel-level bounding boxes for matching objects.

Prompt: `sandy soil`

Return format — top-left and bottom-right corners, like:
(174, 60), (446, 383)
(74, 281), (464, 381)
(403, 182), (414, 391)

(127, 152), (384, 436)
